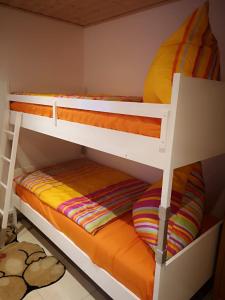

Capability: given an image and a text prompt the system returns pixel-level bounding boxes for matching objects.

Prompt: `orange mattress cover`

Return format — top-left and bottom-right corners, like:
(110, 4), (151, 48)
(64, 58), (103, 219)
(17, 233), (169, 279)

(10, 100), (161, 138)
(16, 184), (218, 300)
(16, 184), (156, 300)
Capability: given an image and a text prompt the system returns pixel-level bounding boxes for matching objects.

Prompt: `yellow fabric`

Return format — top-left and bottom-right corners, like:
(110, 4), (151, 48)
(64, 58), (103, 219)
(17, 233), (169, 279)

(143, 2), (220, 103)
(15, 159), (132, 209)
(15, 159), (149, 235)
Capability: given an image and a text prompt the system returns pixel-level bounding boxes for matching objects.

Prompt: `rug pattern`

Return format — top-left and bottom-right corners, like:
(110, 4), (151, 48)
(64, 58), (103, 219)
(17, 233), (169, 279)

(0, 226), (65, 300)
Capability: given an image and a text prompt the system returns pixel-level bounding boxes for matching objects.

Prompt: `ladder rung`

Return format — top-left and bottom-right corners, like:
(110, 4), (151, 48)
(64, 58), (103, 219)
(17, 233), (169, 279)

(0, 208), (14, 215)
(1, 155), (11, 163)
(3, 129), (14, 136)
(0, 181), (7, 189)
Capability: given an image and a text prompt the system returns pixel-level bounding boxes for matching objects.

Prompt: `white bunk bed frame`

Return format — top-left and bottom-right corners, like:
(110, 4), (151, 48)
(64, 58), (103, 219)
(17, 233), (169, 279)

(0, 73), (225, 300)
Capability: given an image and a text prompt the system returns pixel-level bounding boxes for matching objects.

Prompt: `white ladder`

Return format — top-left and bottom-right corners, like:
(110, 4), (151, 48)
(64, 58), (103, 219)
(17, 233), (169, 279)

(0, 112), (22, 247)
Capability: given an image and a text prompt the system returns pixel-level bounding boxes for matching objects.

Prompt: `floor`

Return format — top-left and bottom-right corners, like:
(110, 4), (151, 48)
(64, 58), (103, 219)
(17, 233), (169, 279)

(16, 217), (213, 300)
(16, 218), (110, 300)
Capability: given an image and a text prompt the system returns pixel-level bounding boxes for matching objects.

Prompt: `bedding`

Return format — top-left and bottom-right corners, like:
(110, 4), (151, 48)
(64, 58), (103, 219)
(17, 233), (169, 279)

(10, 100), (162, 138)
(15, 182), (218, 300)
(15, 159), (149, 234)
(11, 93), (143, 102)
(133, 162), (205, 259)
(15, 183), (156, 300)
(143, 2), (220, 104)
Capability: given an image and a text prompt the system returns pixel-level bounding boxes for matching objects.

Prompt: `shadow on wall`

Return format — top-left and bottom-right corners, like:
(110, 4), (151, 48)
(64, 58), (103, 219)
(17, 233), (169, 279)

(16, 128), (82, 171)
(203, 154), (225, 215)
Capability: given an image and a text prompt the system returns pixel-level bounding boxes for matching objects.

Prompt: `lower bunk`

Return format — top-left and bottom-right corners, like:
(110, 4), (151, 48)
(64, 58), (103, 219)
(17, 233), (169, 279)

(12, 158), (221, 300)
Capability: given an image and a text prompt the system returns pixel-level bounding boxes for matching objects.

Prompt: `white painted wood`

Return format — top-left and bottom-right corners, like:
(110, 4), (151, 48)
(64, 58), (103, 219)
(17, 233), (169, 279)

(0, 181), (7, 189)
(0, 113), (10, 189)
(154, 74), (180, 265)
(172, 74), (225, 168)
(8, 75), (225, 170)
(13, 193), (222, 300)
(9, 74), (225, 172)
(0, 208), (15, 215)
(0, 82), (10, 213)
(155, 221), (222, 300)
(9, 94), (170, 118)
(1, 113), (22, 229)
(155, 168), (174, 263)
(1, 155), (11, 163)
(3, 130), (14, 136)
(13, 194), (138, 300)
(153, 73), (225, 297)
(6, 74), (225, 299)
(10, 111), (166, 169)
(159, 110), (170, 151)
(52, 100), (57, 126)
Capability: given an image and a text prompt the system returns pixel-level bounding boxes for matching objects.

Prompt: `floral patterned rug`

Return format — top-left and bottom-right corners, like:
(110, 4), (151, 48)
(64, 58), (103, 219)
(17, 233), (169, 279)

(0, 226), (65, 300)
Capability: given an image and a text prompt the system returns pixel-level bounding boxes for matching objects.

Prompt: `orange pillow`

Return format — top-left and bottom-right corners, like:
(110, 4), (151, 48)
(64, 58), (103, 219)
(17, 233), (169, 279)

(143, 2), (220, 104)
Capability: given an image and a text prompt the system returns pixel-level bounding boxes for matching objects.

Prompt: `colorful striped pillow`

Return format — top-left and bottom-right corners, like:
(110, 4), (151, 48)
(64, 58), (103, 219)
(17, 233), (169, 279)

(143, 2), (220, 104)
(133, 162), (205, 259)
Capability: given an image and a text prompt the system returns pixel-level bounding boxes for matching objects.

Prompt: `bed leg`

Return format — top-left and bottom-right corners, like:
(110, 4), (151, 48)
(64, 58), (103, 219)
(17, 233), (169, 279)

(153, 167), (174, 299)
(12, 208), (17, 227)
(0, 228), (6, 248)
(156, 206), (171, 264)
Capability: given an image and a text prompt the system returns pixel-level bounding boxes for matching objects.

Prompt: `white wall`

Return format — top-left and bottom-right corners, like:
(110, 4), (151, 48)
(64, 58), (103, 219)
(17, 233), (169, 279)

(0, 6), (84, 175)
(17, 129), (82, 171)
(84, 0), (225, 95)
(84, 0), (225, 205)
(0, 5), (84, 93)
(0, 5), (84, 164)
(0, 6), (84, 208)
(0, 1), (224, 208)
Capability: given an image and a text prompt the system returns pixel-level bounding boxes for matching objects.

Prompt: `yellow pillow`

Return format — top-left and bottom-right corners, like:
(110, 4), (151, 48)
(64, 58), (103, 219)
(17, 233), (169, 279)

(143, 2), (220, 104)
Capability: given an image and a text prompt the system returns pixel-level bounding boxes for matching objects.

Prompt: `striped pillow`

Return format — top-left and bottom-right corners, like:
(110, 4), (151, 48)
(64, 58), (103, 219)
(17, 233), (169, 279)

(133, 162), (205, 259)
(143, 2), (220, 104)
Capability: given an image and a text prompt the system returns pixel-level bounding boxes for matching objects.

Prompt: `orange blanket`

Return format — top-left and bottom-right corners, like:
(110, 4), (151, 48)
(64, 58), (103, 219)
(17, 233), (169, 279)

(15, 159), (148, 234)
(10, 101), (161, 138)
(16, 184), (156, 300)
(16, 183), (218, 300)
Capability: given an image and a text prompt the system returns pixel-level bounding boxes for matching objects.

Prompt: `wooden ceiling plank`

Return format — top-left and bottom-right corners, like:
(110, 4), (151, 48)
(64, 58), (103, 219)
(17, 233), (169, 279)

(0, 0), (180, 26)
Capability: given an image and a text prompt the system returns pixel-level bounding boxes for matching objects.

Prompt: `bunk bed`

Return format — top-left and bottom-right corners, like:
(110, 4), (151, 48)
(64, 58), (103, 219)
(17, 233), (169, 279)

(0, 2), (225, 299)
(0, 72), (224, 300)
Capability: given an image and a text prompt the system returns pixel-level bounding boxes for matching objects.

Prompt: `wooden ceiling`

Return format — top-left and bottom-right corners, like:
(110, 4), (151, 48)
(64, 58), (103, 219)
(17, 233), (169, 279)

(0, 0), (178, 26)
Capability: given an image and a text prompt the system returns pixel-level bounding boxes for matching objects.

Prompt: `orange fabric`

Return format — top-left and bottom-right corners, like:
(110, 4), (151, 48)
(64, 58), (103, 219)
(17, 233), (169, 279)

(15, 184), (218, 299)
(10, 102), (161, 138)
(16, 184), (156, 300)
(143, 2), (220, 104)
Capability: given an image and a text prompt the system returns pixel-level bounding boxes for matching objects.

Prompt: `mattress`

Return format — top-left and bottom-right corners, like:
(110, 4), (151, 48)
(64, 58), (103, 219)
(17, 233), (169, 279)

(16, 184), (156, 300)
(15, 185), (218, 300)
(15, 159), (149, 235)
(10, 94), (161, 138)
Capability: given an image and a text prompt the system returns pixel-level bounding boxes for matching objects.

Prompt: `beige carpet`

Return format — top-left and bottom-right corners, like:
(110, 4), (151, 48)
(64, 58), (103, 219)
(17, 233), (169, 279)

(0, 226), (65, 300)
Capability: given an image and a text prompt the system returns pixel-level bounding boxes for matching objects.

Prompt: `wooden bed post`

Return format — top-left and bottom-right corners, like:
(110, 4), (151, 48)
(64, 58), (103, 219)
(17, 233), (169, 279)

(153, 167), (174, 300)
(0, 81), (22, 247)
(7, 73), (225, 300)
(155, 167), (173, 264)
(153, 74), (181, 299)
(0, 112), (22, 248)
(156, 74), (181, 263)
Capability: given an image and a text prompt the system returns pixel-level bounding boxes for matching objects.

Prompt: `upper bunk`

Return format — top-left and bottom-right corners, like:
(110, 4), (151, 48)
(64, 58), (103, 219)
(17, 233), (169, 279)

(6, 73), (225, 170)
